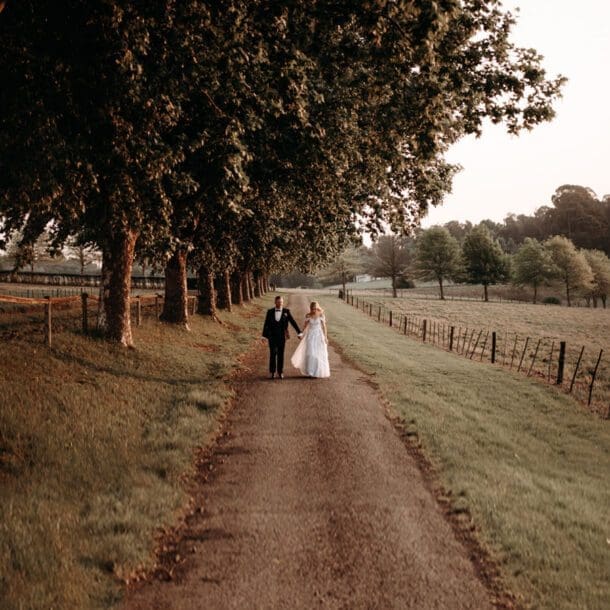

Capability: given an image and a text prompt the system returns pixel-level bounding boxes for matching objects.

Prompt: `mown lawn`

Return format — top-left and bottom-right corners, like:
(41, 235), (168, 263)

(319, 295), (610, 610)
(0, 298), (268, 610)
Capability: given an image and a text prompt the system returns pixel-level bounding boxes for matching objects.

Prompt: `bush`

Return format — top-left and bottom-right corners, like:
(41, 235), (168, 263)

(396, 278), (416, 289)
(542, 296), (561, 305)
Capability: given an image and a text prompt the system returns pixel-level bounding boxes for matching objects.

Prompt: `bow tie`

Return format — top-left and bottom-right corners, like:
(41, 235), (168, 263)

(275, 309), (282, 312)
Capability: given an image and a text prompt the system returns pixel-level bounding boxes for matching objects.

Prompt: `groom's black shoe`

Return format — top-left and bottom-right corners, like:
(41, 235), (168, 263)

(278, 373), (284, 379)
(270, 372), (275, 379)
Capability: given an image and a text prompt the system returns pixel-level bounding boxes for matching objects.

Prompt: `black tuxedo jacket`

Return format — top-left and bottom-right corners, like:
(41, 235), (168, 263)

(262, 307), (301, 342)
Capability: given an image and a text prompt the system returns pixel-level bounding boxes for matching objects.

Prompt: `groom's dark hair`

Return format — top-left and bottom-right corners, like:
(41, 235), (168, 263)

(274, 295), (282, 302)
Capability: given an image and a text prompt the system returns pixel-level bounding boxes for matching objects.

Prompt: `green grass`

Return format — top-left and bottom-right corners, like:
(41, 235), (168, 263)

(0, 299), (268, 610)
(349, 293), (610, 411)
(318, 295), (610, 610)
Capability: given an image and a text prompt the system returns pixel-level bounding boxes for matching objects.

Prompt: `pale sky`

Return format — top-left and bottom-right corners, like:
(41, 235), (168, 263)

(422, 0), (610, 227)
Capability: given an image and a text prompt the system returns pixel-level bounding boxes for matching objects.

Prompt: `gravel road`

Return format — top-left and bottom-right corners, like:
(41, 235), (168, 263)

(122, 294), (494, 609)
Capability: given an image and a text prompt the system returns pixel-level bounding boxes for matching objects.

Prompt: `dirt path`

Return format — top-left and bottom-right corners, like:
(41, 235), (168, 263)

(123, 294), (494, 609)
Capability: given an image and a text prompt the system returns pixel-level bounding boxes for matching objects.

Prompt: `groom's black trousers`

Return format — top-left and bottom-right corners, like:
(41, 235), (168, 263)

(268, 337), (286, 374)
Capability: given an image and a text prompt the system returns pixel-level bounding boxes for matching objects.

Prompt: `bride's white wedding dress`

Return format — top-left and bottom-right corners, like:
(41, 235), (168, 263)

(291, 314), (330, 378)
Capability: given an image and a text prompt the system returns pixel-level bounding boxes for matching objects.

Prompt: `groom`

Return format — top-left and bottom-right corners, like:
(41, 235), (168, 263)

(262, 295), (302, 379)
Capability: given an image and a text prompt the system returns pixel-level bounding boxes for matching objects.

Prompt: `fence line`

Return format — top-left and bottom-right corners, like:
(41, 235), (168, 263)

(0, 292), (197, 347)
(341, 291), (608, 416)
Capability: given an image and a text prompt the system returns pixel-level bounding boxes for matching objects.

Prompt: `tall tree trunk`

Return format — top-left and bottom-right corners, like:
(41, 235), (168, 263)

(222, 269), (232, 312)
(602, 295), (606, 309)
(391, 275), (397, 298)
(533, 283), (538, 304)
(483, 283), (489, 302)
(231, 271), (243, 305)
(248, 272), (255, 299)
(160, 248), (189, 328)
(215, 269), (232, 312)
(438, 276), (444, 300)
(197, 267), (218, 319)
(97, 229), (138, 346)
(566, 280), (571, 307)
(241, 272), (251, 302)
(263, 275), (269, 293)
(254, 273), (261, 298)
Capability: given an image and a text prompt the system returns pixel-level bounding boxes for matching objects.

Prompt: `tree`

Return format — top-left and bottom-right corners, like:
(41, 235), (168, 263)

(545, 236), (594, 307)
(368, 235), (413, 298)
(583, 249), (610, 308)
(317, 246), (367, 297)
(512, 238), (555, 303)
(1, 1), (565, 345)
(64, 237), (101, 275)
(461, 226), (509, 302)
(548, 185), (609, 254)
(415, 227), (461, 300)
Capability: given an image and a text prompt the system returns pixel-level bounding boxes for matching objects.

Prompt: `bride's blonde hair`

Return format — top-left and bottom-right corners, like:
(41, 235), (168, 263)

(309, 301), (323, 314)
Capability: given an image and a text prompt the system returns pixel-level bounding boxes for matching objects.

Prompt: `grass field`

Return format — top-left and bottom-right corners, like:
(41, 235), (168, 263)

(0, 300), (265, 610)
(316, 294), (610, 610)
(343, 292), (610, 412)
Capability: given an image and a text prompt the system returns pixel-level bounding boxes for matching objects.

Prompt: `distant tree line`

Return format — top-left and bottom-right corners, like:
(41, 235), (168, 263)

(444, 185), (610, 256)
(317, 201), (610, 307)
(0, 1), (564, 345)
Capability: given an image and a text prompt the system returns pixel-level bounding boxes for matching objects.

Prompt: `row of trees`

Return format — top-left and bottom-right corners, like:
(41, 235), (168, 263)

(416, 227), (610, 306)
(0, 2), (564, 345)
(324, 227), (610, 307)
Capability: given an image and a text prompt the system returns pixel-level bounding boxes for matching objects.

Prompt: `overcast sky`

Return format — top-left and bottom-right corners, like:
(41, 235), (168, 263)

(421, 0), (610, 228)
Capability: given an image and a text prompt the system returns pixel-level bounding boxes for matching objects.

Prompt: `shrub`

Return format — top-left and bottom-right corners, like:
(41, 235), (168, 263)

(542, 296), (561, 305)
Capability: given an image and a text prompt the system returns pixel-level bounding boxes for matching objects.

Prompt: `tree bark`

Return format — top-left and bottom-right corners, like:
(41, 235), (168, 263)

(533, 283), (538, 304)
(160, 248), (190, 328)
(391, 275), (397, 298)
(231, 271), (243, 305)
(97, 229), (138, 346)
(242, 272), (252, 302)
(438, 276), (444, 300)
(215, 269), (232, 312)
(566, 281), (571, 307)
(248, 272), (256, 299)
(602, 295), (606, 308)
(197, 267), (218, 319)
(254, 273), (262, 298)
(483, 283), (489, 302)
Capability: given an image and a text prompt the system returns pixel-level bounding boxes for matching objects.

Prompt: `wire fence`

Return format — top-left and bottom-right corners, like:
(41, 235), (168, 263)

(342, 292), (609, 418)
(0, 292), (197, 345)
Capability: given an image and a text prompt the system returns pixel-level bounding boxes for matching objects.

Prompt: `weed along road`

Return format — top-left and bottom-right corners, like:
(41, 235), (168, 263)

(123, 294), (494, 609)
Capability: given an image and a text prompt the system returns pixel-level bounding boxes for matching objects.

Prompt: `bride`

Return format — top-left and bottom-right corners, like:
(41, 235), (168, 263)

(291, 301), (330, 378)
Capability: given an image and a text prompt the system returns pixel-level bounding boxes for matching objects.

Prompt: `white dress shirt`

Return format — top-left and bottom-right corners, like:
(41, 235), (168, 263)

(274, 308), (282, 322)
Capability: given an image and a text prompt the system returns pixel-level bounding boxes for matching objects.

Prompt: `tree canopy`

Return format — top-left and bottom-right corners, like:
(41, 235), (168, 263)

(0, 1), (565, 344)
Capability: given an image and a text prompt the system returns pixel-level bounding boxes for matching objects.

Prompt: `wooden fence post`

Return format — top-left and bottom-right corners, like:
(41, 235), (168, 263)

(44, 296), (52, 347)
(547, 341), (554, 382)
(517, 337), (530, 372)
(588, 349), (603, 406)
(81, 292), (89, 335)
(557, 341), (566, 385)
(528, 339), (541, 376)
(469, 329), (482, 359)
(389, 310), (393, 327)
(136, 295), (142, 327)
(422, 319), (427, 342)
(491, 331), (497, 363)
(449, 326), (455, 352)
(569, 346), (585, 393)
(378, 306), (381, 322)
(369, 303), (372, 316)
